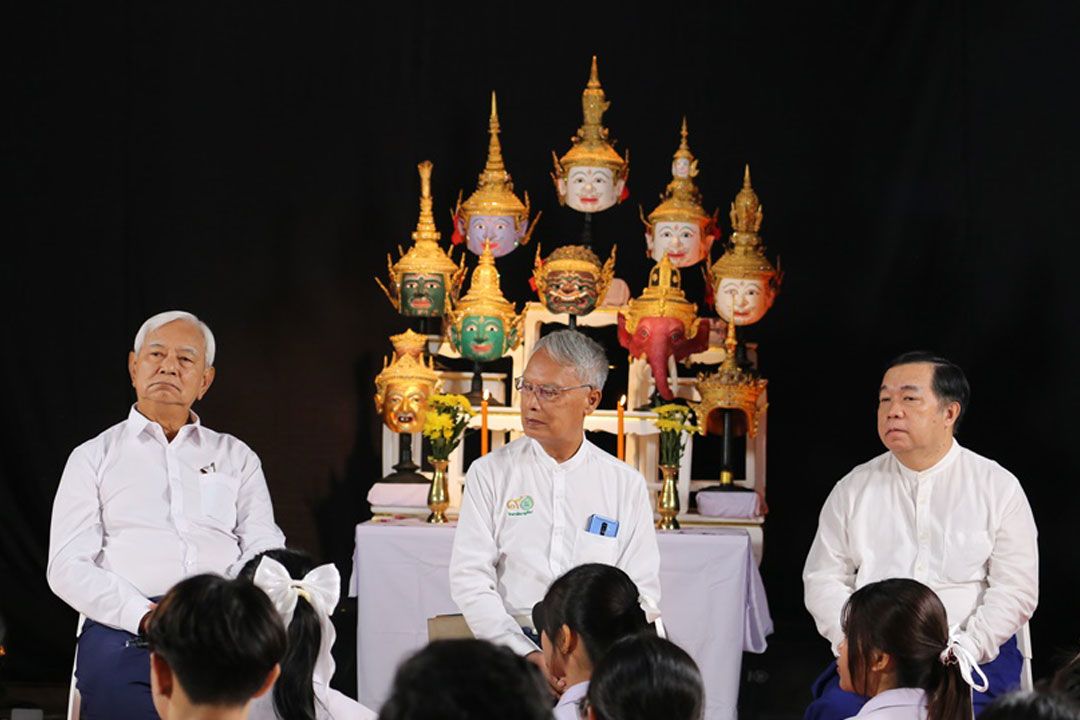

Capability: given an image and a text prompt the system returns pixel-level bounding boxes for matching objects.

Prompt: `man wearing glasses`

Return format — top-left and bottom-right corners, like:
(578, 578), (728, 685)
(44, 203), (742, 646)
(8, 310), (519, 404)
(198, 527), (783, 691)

(450, 330), (661, 697)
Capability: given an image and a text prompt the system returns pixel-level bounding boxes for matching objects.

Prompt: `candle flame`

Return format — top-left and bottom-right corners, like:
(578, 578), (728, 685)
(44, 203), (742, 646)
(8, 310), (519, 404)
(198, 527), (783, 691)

(483, 389), (490, 401)
(619, 394), (626, 407)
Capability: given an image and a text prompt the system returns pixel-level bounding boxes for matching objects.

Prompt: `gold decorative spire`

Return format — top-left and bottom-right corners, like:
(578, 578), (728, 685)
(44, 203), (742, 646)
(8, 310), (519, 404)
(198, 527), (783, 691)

(621, 254), (703, 337)
(552, 56), (630, 178)
(730, 164), (763, 234)
(451, 240), (520, 324)
(642, 118), (715, 230)
(413, 160), (441, 243)
(377, 161), (466, 311)
(374, 333), (440, 397)
(389, 329), (427, 360)
(709, 164), (779, 284)
(455, 92), (538, 242)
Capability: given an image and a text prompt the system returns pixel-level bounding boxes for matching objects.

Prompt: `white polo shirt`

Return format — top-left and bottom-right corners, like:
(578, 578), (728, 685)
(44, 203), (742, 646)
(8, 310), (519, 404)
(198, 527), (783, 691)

(449, 435), (661, 656)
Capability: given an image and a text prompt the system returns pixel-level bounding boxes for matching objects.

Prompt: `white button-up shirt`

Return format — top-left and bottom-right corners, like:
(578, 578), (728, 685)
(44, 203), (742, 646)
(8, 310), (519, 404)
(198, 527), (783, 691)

(47, 406), (286, 634)
(449, 435), (662, 656)
(804, 440), (1038, 662)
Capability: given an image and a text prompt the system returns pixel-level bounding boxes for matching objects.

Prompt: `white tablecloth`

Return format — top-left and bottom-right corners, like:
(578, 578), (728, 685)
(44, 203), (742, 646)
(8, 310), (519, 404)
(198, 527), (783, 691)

(349, 520), (772, 720)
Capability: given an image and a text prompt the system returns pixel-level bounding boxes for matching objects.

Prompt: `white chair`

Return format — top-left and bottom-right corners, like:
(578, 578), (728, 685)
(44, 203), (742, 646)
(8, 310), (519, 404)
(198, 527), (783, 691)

(1018, 620), (1034, 692)
(66, 614), (85, 720)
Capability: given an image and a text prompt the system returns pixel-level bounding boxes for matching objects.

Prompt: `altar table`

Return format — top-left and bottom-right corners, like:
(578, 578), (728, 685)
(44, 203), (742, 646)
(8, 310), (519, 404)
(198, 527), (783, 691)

(349, 520), (772, 720)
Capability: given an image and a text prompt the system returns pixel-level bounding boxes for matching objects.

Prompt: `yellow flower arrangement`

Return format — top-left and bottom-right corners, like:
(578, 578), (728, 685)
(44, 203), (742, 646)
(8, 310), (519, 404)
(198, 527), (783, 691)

(423, 393), (475, 460)
(651, 403), (703, 468)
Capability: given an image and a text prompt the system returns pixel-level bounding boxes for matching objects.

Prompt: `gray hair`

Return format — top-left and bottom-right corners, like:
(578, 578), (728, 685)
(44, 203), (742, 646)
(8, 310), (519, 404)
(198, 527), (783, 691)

(133, 311), (217, 367)
(531, 330), (608, 390)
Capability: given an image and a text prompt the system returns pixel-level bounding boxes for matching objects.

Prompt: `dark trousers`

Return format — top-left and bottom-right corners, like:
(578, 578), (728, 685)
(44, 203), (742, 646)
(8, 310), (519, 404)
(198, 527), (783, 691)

(804, 635), (1023, 720)
(75, 618), (158, 720)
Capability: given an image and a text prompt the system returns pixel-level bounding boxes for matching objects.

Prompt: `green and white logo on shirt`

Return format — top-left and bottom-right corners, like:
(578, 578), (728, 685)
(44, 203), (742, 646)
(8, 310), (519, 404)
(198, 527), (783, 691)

(506, 495), (534, 517)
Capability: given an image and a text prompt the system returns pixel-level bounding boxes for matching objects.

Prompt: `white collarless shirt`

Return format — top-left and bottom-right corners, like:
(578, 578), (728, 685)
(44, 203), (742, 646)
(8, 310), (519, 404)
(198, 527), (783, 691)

(47, 405), (286, 633)
(803, 440), (1038, 662)
(449, 435), (661, 656)
(848, 688), (927, 720)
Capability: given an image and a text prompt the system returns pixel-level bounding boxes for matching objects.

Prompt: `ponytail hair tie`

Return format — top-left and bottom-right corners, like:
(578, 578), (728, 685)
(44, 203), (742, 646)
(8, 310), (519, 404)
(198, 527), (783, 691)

(939, 634), (989, 693)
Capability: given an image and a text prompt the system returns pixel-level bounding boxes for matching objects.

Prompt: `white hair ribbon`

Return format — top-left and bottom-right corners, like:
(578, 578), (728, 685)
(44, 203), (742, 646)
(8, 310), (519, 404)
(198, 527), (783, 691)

(939, 634), (989, 693)
(638, 594), (666, 640)
(253, 556), (341, 687)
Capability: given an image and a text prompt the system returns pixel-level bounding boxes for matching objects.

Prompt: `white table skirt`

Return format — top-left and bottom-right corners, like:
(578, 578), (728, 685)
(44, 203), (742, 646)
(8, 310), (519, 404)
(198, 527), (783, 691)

(349, 520), (772, 720)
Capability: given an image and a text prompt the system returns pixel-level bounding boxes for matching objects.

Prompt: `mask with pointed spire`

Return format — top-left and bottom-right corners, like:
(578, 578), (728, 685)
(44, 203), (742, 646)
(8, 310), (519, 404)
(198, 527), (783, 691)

(377, 161), (466, 318)
(617, 254), (710, 400)
(709, 165), (781, 326)
(447, 241), (523, 362)
(641, 118), (720, 268)
(551, 56), (630, 214)
(453, 92), (540, 258)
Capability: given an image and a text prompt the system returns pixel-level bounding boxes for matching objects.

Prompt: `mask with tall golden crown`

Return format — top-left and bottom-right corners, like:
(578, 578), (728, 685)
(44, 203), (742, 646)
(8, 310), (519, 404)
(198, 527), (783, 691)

(452, 92), (540, 259)
(551, 57), (630, 212)
(373, 329), (441, 434)
(377, 161), (467, 318)
(640, 118), (720, 268)
(447, 240), (524, 363)
(621, 254), (703, 338)
(708, 165), (781, 325)
(690, 314), (768, 438)
(533, 243), (616, 317)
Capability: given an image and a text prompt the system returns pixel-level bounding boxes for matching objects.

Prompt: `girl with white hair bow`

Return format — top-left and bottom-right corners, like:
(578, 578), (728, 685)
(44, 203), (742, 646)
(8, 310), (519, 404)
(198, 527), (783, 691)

(837, 578), (989, 720)
(241, 549), (376, 720)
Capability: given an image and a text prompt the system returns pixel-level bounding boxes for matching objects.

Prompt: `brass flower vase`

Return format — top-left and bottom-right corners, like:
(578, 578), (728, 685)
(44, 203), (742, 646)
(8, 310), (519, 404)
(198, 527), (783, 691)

(426, 458), (450, 524)
(656, 464), (680, 530)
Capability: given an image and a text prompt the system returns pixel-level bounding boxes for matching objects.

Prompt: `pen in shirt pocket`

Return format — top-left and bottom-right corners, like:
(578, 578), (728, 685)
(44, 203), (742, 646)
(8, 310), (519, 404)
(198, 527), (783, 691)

(199, 462), (216, 474)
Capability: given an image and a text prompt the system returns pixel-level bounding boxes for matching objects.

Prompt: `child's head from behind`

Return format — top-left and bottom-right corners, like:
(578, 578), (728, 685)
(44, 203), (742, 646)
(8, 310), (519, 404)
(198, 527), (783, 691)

(534, 563), (652, 682)
(147, 573), (286, 718)
(586, 634), (704, 720)
(378, 638), (552, 720)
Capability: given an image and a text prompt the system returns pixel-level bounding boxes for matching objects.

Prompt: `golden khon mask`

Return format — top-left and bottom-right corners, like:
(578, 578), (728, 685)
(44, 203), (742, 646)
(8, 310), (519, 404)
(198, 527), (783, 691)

(373, 329), (440, 433)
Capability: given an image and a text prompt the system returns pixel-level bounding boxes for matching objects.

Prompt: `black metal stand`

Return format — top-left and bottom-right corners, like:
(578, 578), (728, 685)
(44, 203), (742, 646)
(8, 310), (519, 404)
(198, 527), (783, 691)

(704, 409), (751, 493)
(463, 361), (502, 406)
(382, 432), (428, 484)
(567, 315), (578, 330)
(580, 212), (593, 249)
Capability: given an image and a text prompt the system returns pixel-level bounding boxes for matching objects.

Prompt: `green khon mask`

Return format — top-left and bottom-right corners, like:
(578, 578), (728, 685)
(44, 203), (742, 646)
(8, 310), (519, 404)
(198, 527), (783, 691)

(454, 314), (511, 363)
(400, 272), (447, 317)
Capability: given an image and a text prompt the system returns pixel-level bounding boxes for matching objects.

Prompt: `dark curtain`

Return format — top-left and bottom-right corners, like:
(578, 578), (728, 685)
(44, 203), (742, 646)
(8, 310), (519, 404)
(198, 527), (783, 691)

(4, 1), (1078, 712)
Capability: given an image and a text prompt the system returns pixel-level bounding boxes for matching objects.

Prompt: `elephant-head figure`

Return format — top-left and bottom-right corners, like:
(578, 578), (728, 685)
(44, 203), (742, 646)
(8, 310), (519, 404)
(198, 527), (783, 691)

(617, 255), (709, 400)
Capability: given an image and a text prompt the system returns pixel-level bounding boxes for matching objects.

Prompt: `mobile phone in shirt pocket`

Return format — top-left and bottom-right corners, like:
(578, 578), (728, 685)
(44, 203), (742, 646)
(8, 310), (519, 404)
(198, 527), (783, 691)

(573, 527), (619, 566)
(199, 472), (239, 527)
(943, 529), (992, 582)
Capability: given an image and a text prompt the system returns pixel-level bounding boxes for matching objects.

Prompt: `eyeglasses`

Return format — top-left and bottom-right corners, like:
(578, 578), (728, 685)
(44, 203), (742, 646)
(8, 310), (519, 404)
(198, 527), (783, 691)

(514, 376), (593, 403)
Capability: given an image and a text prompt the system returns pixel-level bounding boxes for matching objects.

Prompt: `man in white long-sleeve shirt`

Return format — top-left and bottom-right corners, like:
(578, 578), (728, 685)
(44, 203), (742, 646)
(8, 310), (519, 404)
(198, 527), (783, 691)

(802, 351), (1038, 720)
(450, 330), (661, 696)
(47, 310), (286, 720)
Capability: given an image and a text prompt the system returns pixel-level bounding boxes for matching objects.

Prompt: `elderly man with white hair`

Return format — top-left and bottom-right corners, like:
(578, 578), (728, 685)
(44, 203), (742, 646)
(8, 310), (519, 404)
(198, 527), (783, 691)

(47, 310), (286, 720)
(450, 329), (661, 697)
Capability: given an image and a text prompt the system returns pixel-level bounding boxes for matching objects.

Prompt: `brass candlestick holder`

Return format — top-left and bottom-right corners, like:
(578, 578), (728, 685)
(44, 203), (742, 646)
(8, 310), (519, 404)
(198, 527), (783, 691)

(657, 464), (680, 530)
(426, 458), (450, 524)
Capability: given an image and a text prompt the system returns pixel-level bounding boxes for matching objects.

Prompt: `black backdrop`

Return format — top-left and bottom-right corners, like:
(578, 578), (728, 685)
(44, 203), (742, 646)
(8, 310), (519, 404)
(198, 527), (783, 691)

(4, 0), (1078, 712)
